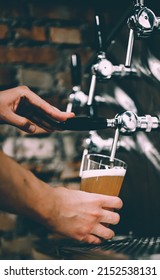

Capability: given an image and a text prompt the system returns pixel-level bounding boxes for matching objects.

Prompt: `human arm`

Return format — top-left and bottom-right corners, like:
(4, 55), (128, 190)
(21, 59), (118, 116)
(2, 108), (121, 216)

(0, 86), (74, 133)
(0, 150), (122, 244)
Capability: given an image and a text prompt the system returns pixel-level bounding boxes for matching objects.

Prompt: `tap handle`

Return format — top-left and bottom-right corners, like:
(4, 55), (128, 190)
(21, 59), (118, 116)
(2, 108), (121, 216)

(70, 53), (81, 88)
(95, 14), (106, 53)
(60, 116), (109, 130)
(16, 97), (110, 131)
(16, 99), (160, 133)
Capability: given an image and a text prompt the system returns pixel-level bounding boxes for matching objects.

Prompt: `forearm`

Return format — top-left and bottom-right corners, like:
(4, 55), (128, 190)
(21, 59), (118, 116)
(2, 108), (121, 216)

(0, 150), (51, 225)
(0, 150), (123, 243)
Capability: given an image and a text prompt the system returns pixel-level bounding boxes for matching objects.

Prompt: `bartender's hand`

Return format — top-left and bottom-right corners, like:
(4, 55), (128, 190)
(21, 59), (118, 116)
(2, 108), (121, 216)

(0, 86), (74, 133)
(0, 151), (122, 244)
(42, 186), (122, 244)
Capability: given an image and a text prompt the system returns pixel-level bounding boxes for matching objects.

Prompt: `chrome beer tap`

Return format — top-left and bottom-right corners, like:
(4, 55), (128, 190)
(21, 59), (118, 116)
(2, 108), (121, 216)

(87, 14), (140, 108)
(16, 98), (160, 133)
(126, 0), (160, 67)
(55, 111), (160, 133)
(78, 110), (160, 173)
(128, 0), (160, 39)
(88, 0), (160, 93)
(114, 111), (160, 134)
(66, 53), (87, 113)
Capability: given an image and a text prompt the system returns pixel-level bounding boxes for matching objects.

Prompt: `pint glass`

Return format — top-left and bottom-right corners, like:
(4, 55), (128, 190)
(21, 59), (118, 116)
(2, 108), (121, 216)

(80, 154), (127, 196)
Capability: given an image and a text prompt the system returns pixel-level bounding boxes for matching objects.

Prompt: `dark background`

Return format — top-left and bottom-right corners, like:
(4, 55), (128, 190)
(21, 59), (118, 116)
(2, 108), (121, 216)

(0, 0), (160, 259)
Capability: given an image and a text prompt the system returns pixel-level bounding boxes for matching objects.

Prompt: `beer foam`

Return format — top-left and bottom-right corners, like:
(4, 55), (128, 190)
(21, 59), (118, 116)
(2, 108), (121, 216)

(82, 167), (126, 179)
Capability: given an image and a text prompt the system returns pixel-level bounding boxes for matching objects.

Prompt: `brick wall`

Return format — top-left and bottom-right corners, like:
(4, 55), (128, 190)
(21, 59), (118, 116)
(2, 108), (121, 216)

(0, 1), (95, 100)
(0, 0), (160, 177)
(0, 1), (128, 168)
(0, 0), (98, 249)
(1, 0), (124, 189)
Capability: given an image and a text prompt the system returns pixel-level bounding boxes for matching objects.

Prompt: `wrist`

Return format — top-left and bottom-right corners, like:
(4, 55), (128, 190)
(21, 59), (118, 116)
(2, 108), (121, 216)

(22, 174), (53, 226)
(30, 185), (70, 233)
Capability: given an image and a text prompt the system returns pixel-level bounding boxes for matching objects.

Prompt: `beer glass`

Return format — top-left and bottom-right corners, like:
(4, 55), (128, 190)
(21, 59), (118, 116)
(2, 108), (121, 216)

(80, 154), (127, 197)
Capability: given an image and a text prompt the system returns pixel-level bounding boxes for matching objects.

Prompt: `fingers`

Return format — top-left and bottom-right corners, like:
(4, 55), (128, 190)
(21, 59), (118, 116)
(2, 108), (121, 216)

(85, 197), (121, 243)
(91, 223), (115, 240)
(19, 86), (75, 121)
(101, 209), (120, 225)
(80, 225), (115, 244)
(46, 108), (75, 122)
(9, 112), (36, 133)
(81, 234), (102, 244)
(100, 195), (123, 210)
(78, 205), (120, 244)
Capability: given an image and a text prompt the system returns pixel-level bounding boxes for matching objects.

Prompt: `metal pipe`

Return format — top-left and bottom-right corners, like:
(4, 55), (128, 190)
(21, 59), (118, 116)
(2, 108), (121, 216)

(134, 0), (144, 5)
(87, 74), (96, 106)
(125, 29), (134, 67)
(109, 128), (120, 166)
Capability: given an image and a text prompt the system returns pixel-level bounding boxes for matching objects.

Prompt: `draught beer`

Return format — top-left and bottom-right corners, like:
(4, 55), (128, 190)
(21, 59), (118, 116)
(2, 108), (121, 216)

(80, 154), (127, 196)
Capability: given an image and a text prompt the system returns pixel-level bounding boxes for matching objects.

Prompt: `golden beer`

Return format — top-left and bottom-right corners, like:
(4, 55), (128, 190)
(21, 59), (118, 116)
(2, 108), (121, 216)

(80, 168), (126, 196)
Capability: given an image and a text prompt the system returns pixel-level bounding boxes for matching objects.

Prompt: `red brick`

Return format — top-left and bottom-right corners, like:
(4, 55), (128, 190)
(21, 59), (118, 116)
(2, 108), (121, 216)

(0, 46), (59, 65)
(0, 24), (8, 39)
(31, 26), (46, 41)
(50, 27), (81, 44)
(15, 27), (46, 42)
(15, 28), (31, 40)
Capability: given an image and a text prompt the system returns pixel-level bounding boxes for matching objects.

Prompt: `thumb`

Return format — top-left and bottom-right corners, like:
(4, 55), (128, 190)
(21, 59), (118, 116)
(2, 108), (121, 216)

(10, 112), (36, 133)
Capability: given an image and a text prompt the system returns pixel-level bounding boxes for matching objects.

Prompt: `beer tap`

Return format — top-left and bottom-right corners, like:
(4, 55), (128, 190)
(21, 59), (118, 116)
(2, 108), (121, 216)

(88, 0), (160, 87)
(126, 0), (160, 67)
(67, 2), (160, 169)
(66, 53), (87, 113)
(16, 97), (160, 133)
(87, 14), (140, 109)
(59, 111), (160, 134)
(128, 0), (160, 39)
(114, 111), (160, 134)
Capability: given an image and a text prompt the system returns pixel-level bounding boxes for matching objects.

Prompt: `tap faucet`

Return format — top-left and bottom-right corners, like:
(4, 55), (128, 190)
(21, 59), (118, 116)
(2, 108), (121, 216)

(115, 111), (160, 134)
(66, 53), (88, 113)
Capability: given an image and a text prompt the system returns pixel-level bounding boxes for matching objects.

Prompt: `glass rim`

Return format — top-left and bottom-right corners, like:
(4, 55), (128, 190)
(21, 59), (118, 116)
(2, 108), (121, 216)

(86, 153), (127, 168)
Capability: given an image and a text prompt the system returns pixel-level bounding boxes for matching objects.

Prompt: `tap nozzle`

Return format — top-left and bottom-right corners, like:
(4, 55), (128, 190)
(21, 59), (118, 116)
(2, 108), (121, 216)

(115, 111), (159, 134)
(128, 5), (159, 39)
